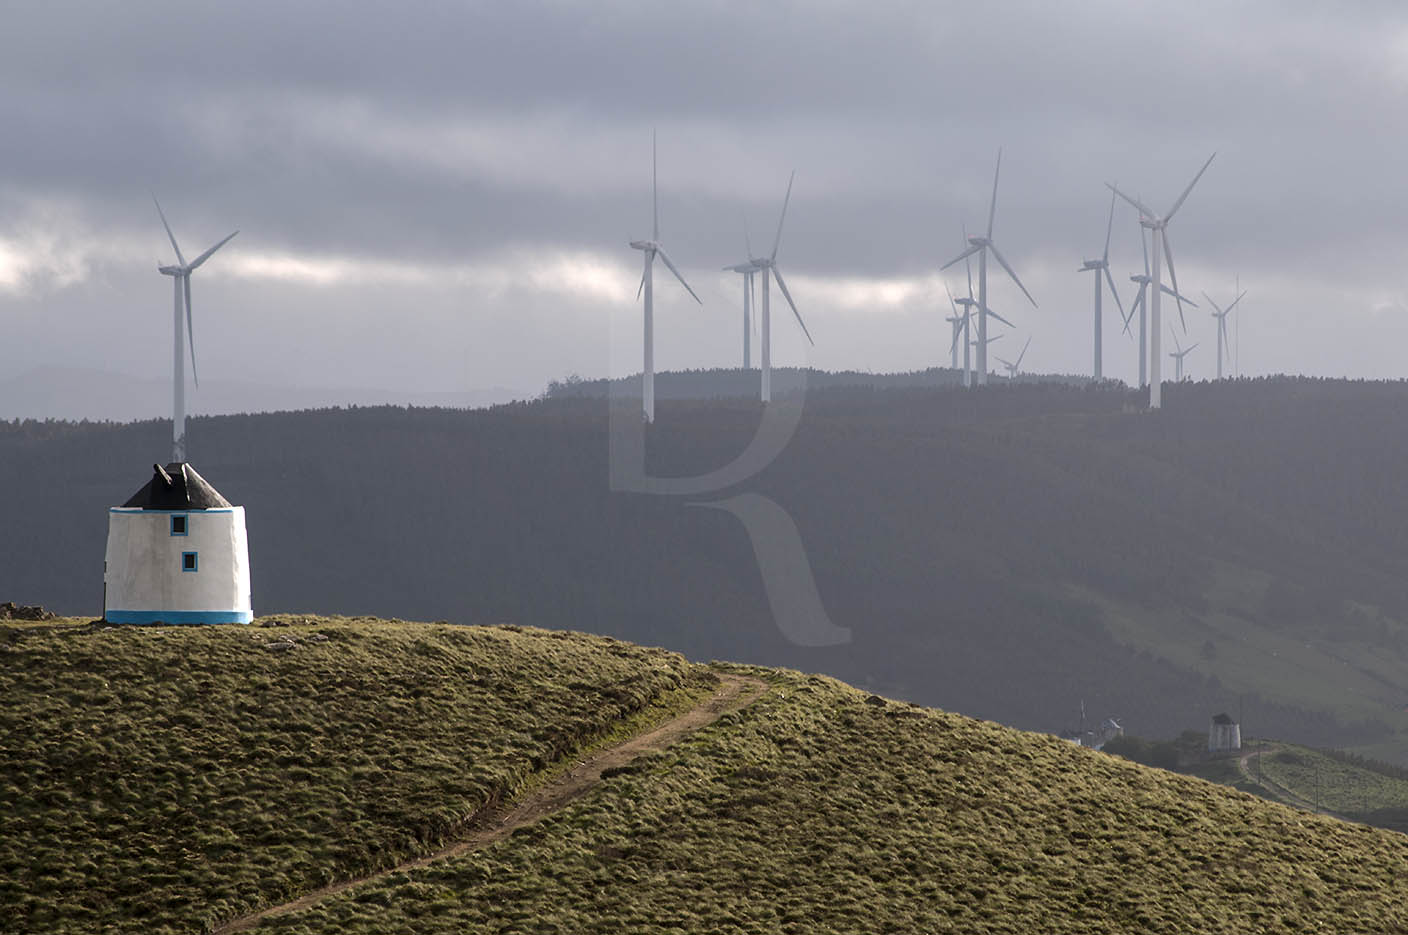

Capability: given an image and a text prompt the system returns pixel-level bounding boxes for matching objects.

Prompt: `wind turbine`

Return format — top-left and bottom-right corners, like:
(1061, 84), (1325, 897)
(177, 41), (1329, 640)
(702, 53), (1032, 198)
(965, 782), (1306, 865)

(1202, 287), (1246, 380)
(947, 227), (1012, 388)
(1108, 152), (1216, 408)
(995, 335), (1032, 381)
(941, 150), (1037, 385)
(1168, 327), (1198, 382)
(723, 220), (759, 369)
(748, 172), (813, 403)
(153, 197), (238, 464)
(629, 134), (701, 423)
(1079, 188), (1124, 380)
(1122, 223), (1197, 387)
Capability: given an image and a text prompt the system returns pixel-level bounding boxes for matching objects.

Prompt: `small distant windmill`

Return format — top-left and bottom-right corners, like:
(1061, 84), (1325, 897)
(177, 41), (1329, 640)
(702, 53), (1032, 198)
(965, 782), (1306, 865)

(1123, 224), (1197, 387)
(995, 336), (1032, 381)
(1078, 188), (1124, 380)
(747, 172), (813, 403)
(941, 150), (1037, 385)
(1202, 287), (1246, 380)
(1108, 152), (1217, 409)
(153, 197), (238, 464)
(1168, 327), (1198, 381)
(629, 134), (701, 423)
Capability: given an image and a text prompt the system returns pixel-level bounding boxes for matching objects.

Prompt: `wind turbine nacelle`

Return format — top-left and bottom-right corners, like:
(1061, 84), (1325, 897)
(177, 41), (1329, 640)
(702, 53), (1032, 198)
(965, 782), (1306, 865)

(1080, 260), (1103, 271)
(158, 265), (182, 275)
(629, 240), (657, 251)
(967, 236), (990, 248)
(1130, 274), (1150, 284)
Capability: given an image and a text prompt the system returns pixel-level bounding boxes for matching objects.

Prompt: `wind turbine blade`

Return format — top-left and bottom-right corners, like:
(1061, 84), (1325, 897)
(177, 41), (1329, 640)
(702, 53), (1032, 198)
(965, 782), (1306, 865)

(1169, 324), (1182, 354)
(771, 170), (795, 261)
(770, 265), (813, 345)
(1107, 182), (1153, 219)
(1201, 291), (1225, 315)
(1102, 185), (1116, 261)
(1162, 234), (1187, 331)
(945, 283), (959, 315)
(1017, 335), (1031, 368)
(1165, 152), (1217, 222)
(939, 243), (982, 271)
(636, 262), (647, 301)
(994, 356), (1014, 369)
(962, 223), (974, 299)
(984, 306), (1015, 329)
(1103, 266), (1124, 316)
(988, 242), (1037, 307)
(1225, 289), (1248, 314)
(1186, 342), (1199, 353)
(152, 195), (186, 266)
(1161, 283), (1197, 307)
(183, 275), (198, 388)
(189, 230), (238, 270)
(652, 130), (659, 240)
(1140, 221), (1150, 276)
(655, 246), (701, 304)
(743, 212), (753, 261)
(1123, 284), (1144, 335)
(986, 149), (1002, 238)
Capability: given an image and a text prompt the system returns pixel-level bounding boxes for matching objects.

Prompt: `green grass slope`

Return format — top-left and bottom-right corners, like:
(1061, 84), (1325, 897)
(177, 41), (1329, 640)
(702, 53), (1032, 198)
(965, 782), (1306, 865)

(0, 618), (710, 934)
(260, 665), (1408, 935)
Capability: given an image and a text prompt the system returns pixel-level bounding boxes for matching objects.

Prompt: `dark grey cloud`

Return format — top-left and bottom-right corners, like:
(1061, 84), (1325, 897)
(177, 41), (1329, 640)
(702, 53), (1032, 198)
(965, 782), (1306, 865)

(2, 1), (1407, 414)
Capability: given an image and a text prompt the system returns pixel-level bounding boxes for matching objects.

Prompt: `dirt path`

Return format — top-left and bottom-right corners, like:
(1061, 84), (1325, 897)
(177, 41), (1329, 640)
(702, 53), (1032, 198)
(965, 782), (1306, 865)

(212, 672), (767, 934)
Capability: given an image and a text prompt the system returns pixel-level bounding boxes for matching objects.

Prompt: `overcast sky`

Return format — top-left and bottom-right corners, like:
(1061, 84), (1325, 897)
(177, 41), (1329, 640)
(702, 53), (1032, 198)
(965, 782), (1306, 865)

(2, 1), (1406, 414)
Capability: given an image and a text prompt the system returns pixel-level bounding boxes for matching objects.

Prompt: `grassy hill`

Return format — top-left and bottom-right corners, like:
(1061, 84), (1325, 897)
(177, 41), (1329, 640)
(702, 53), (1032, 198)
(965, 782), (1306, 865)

(0, 617), (707, 934)
(8, 618), (1408, 933)
(9, 375), (1408, 758)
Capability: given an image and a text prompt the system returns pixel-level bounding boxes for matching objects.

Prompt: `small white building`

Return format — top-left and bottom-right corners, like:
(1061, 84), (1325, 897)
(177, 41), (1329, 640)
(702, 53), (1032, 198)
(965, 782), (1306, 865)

(1208, 712), (1242, 753)
(104, 463), (252, 625)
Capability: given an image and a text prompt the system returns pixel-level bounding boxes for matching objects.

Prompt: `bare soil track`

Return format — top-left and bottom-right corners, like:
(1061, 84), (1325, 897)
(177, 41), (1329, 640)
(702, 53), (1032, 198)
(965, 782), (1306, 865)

(211, 672), (766, 933)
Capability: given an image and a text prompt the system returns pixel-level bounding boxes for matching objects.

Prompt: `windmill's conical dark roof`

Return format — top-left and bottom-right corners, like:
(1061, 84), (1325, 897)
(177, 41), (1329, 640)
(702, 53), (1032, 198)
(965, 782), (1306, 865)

(122, 463), (233, 510)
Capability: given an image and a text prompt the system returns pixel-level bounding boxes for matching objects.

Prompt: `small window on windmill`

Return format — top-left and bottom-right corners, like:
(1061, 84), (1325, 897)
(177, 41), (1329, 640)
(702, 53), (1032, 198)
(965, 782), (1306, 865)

(182, 551), (198, 573)
(171, 514), (188, 536)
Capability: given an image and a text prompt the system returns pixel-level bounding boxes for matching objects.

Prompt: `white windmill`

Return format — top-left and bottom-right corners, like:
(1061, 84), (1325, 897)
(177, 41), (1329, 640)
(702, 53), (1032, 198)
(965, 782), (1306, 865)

(1122, 223), (1197, 387)
(1078, 188), (1124, 380)
(1202, 288), (1246, 380)
(153, 197), (237, 463)
(747, 172), (813, 403)
(995, 336), (1032, 381)
(1168, 327), (1198, 382)
(1108, 153), (1216, 408)
(629, 135), (701, 423)
(941, 150), (1037, 385)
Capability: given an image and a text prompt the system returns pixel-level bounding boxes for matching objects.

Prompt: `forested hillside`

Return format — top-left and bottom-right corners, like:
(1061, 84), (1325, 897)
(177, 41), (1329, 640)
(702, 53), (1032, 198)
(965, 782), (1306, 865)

(6, 374), (1408, 757)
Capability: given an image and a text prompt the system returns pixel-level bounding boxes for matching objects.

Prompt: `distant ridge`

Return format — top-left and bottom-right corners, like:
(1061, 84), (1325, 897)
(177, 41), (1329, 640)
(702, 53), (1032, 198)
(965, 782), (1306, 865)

(543, 365), (1095, 400)
(0, 365), (529, 422)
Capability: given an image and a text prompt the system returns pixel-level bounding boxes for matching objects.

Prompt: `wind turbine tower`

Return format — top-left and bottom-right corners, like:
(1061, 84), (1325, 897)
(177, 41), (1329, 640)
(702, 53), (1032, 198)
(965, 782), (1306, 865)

(941, 151), (1037, 385)
(1109, 153), (1216, 408)
(629, 134), (701, 423)
(725, 259), (757, 369)
(153, 197), (237, 463)
(1202, 287), (1246, 380)
(1079, 188), (1124, 380)
(748, 172), (813, 403)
